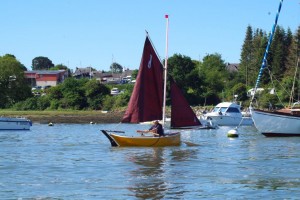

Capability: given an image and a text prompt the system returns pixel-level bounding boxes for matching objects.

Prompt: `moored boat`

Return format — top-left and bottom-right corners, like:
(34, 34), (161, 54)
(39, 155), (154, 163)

(249, 0), (300, 136)
(202, 102), (253, 126)
(0, 116), (32, 130)
(251, 103), (300, 136)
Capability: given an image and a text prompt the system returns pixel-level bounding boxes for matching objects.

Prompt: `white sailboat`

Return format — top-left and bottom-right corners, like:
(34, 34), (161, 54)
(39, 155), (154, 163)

(250, 0), (300, 136)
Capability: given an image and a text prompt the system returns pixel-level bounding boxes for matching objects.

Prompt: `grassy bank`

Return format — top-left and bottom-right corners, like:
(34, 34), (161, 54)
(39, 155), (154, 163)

(0, 110), (124, 124)
(0, 106), (209, 124)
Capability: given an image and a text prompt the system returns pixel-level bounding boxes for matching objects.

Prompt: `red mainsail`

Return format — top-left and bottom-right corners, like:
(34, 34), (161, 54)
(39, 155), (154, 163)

(170, 77), (202, 128)
(122, 36), (164, 123)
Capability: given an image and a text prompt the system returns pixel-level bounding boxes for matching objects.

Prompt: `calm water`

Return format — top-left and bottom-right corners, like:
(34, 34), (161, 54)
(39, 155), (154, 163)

(1, 123), (300, 199)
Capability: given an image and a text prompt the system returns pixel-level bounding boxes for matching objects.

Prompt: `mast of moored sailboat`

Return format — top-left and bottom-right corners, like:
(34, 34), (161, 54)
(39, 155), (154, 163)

(251, 0), (283, 103)
(162, 14), (169, 125)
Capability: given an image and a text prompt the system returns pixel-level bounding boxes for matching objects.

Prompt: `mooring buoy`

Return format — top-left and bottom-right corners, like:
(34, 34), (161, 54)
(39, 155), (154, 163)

(227, 129), (238, 137)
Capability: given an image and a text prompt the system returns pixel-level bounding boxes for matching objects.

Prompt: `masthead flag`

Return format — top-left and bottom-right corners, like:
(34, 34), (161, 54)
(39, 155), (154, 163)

(165, 14), (168, 18)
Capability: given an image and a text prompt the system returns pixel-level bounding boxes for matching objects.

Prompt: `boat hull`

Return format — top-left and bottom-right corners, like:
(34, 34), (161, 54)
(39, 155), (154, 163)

(250, 108), (300, 136)
(0, 117), (32, 130)
(203, 102), (253, 126)
(101, 130), (180, 147)
(203, 114), (253, 126)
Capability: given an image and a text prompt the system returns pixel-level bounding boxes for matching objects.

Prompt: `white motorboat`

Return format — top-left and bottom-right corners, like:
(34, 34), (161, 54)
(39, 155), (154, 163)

(202, 102), (253, 126)
(0, 117), (32, 130)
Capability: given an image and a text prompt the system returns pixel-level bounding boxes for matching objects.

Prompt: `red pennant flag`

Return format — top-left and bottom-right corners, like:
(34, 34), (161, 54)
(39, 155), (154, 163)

(165, 14), (168, 18)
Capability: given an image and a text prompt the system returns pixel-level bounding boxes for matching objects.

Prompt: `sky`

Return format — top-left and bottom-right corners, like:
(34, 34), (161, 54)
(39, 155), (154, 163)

(0, 0), (299, 72)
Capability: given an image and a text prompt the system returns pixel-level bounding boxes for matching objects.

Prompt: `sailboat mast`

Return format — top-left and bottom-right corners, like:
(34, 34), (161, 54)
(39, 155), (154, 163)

(162, 14), (169, 125)
(251, 0), (283, 102)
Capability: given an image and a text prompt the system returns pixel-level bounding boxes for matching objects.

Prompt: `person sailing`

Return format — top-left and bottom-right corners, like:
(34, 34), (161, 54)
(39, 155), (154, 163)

(137, 120), (165, 137)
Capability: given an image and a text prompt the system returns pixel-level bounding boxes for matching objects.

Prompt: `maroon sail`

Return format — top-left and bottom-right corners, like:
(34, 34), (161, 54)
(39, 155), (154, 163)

(170, 77), (202, 128)
(122, 36), (164, 123)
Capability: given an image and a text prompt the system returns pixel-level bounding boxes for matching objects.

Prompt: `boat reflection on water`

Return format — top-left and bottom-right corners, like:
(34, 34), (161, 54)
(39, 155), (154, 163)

(127, 148), (166, 199)
(126, 147), (199, 199)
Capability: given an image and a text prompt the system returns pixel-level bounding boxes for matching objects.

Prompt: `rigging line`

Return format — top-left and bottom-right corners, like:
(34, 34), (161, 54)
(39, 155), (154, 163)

(265, 66), (289, 96)
(290, 56), (300, 106)
(266, 67), (285, 108)
(111, 122), (123, 133)
(145, 30), (164, 67)
(251, 0), (283, 103)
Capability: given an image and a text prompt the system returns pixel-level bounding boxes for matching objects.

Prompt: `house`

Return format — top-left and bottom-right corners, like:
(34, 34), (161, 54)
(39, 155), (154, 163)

(247, 88), (265, 97)
(226, 63), (239, 73)
(73, 67), (93, 79)
(90, 69), (134, 84)
(25, 70), (67, 88)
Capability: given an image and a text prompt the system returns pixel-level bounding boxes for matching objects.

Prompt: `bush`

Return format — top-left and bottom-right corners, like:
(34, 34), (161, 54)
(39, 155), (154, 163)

(37, 96), (51, 110)
(12, 97), (38, 110)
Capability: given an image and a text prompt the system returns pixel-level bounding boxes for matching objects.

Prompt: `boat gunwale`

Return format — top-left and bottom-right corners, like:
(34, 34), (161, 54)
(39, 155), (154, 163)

(253, 108), (300, 118)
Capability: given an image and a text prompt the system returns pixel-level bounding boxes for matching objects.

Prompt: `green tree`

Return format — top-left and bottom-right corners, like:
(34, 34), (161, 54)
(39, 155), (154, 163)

(131, 69), (138, 79)
(84, 79), (110, 110)
(51, 64), (71, 77)
(230, 83), (248, 102)
(32, 56), (54, 70)
(239, 25), (253, 87)
(269, 26), (286, 80)
(285, 26), (300, 77)
(250, 29), (268, 87)
(168, 54), (206, 105)
(110, 62), (123, 73)
(0, 54), (32, 108)
(60, 78), (87, 109)
(200, 53), (228, 104)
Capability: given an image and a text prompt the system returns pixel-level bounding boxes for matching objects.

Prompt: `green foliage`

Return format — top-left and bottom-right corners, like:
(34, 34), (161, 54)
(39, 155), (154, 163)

(110, 62), (123, 73)
(37, 96), (51, 110)
(52, 64), (68, 70)
(231, 83), (248, 102)
(32, 56), (54, 70)
(200, 54), (228, 105)
(13, 97), (38, 110)
(60, 78), (87, 109)
(47, 85), (63, 100)
(83, 79), (110, 110)
(0, 54), (32, 108)
(257, 92), (279, 109)
(102, 92), (130, 111)
(131, 69), (138, 79)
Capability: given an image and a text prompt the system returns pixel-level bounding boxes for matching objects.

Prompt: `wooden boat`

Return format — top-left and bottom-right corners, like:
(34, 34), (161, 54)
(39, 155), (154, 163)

(101, 130), (180, 147)
(250, 0), (300, 136)
(101, 16), (182, 147)
(101, 15), (215, 146)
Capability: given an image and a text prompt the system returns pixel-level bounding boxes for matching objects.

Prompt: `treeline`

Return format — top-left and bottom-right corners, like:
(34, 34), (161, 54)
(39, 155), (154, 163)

(12, 78), (134, 111)
(1, 25), (299, 111)
(239, 25), (300, 87)
(238, 25), (300, 107)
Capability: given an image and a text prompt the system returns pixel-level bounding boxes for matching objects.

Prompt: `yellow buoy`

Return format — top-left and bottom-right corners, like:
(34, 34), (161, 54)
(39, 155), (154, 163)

(227, 129), (238, 137)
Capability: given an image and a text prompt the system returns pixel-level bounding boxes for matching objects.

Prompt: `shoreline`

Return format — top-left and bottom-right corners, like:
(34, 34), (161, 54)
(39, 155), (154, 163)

(1, 111), (125, 124)
(1, 106), (207, 124)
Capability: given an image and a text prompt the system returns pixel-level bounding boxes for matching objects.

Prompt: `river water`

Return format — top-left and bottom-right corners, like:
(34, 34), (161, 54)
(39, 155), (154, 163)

(1, 123), (300, 199)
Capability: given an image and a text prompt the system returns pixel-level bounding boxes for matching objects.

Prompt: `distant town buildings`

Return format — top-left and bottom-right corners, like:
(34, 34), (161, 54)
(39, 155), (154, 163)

(25, 67), (135, 88)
